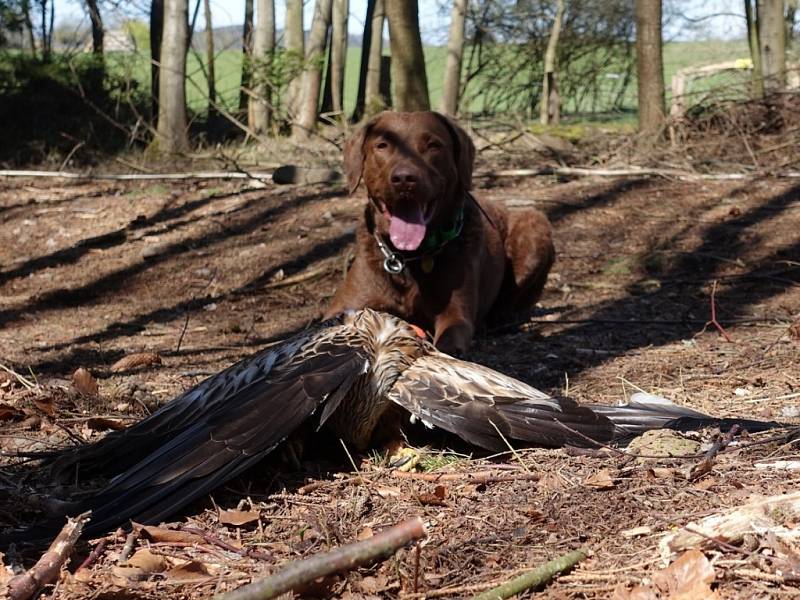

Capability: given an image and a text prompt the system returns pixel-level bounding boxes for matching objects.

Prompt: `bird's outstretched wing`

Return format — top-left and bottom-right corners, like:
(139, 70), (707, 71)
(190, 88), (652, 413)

(387, 354), (618, 451)
(18, 322), (371, 541)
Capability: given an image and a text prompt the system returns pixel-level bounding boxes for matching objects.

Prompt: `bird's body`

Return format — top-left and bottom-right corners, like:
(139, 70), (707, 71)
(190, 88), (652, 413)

(5, 309), (787, 544)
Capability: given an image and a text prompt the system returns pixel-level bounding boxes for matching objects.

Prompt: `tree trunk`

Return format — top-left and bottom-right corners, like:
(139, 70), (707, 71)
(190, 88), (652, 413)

(758, 0), (786, 92)
(84, 0), (104, 54)
(365, 0), (386, 114)
(40, 0), (50, 61)
(352, 0), (376, 121)
(330, 0), (348, 118)
(284, 0), (305, 119)
(440, 0), (467, 116)
(156, 0), (190, 153)
(745, 0), (765, 98)
(634, 0), (665, 137)
(292, 0), (333, 139)
(540, 0), (564, 125)
(203, 0), (218, 135)
(249, 0), (275, 134)
(386, 0), (429, 111)
(150, 0), (164, 121)
(239, 0), (254, 112)
(787, 1), (797, 45)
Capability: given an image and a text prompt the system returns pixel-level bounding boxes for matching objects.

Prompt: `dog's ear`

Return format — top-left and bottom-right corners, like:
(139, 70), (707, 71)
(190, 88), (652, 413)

(343, 114), (380, 195)
(435, 113), (476, 191)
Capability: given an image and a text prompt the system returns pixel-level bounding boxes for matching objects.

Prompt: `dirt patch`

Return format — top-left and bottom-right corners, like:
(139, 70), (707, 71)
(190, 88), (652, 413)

(1, 170), (799, 598)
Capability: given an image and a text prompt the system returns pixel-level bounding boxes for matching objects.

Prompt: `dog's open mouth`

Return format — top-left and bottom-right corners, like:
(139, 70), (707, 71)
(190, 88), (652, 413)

(384, 201), (433, 251)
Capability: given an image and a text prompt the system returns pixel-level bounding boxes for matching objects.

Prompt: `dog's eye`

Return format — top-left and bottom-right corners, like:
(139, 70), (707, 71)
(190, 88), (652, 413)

(427, 141), (442, 152)
(375, 141), (389, 150)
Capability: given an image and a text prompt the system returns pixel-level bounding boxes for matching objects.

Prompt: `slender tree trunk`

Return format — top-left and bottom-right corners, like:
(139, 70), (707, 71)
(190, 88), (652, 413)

(284, 0), (305, 118)
(385, 0), (429, 111)
(352, 0), (376, 121)
(365, 0), (386, 113)
(440, 0), (467, 116)
(758, 0), (786, 92)
(239, 0), (254, 112)
(330, 0), (348, 117)
(40, 0), (50, 61)
(203, 0), (217, 135)
(292, 0), (333, 139)
(84, 0), (104, 54)
(156, 0), (190, 153)
(150, 0), (164, 121)
(540, 0), (564, 125)
(787, 1), (797, 45)
(745, 0), (765, 98)
(634, 0), (665, 137)
(249, 0), (276, 134)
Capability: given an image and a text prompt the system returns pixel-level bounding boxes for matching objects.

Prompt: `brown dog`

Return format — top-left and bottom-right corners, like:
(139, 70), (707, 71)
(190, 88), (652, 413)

(325, 111), (554, 355)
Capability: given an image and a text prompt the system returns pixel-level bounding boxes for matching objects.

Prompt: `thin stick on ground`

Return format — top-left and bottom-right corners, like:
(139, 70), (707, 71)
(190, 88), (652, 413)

(7, 511), (90, 600)
(706, 280), (734, 342)
(469, 548), (589, 600)
(690, 424), (740, 480)
(214, 517), (427, 600)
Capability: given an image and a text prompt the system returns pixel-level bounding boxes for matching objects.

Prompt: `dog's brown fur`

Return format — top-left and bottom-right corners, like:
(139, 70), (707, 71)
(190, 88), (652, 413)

(325, 111), (554, 355)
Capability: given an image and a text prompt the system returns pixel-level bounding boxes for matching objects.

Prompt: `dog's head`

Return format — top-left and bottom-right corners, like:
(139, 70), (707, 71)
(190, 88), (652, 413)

(343, 111), (475, 252)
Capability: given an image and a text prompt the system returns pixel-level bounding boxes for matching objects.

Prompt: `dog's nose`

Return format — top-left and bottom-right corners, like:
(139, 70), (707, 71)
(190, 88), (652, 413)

(390, 166), (418, 188)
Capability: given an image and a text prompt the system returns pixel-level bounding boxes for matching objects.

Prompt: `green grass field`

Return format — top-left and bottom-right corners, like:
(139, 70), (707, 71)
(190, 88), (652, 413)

(104, 39), (754, 124)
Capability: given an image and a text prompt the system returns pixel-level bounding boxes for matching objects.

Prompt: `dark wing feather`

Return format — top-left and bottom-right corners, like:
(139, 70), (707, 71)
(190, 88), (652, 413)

(387, 354), (616, 451)
(13, 326), (370, 543)
(47, 323), (336, 477)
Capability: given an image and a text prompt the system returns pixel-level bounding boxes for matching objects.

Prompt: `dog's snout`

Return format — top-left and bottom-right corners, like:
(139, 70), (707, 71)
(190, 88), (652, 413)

(390, 166), (419, 188)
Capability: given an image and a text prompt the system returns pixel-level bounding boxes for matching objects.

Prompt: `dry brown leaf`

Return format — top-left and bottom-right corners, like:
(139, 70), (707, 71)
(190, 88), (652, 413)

(376, 486), (401, 498)
(692, 477), (718, 491)
(0, 402), (23, 421)
(111, 566), (148, 581)
(164, 560), (212, 582)
(538, 471), (566, 493)
(433, 484), (447, 500)
(136, 524), (204, 544)
(72, 368), (99, 397)
(219, 509), (259, 526)
(357, 527), (374, 541)
(126, 549), (168, 574)
(612, 583), (658, 600)
(417, 493), (448, 507)
(111, 352), (162, 373)
(85, 417), (127, 431)
(584, 468), (616, 490)
(652, 549), (719, 599)
(33, 396), (56, 416)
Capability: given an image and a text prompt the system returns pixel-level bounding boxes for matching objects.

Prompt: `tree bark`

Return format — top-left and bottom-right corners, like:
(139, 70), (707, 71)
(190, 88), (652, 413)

(284, 0), (305, 118)
(239, 0), (254, 112)
(150, 0), (164, 121)
(365, 0), (386, 114)
(540, 0), (564, 125)
(249, 0), (275, 134)
(386, 0), (429, 111)
(292, 0), (333, 139)
(84, 0), (104, 54)
(745, 0), (765, 98)
(352, 0), (376, 121)
(758, 0), (786, 92)
(634, 0), (665, 137)
(440, 0), (467, 116)
(203, 0), (218, 134)
(156, 0), (190, 153)
(21, 0), (37, 57)
(330, 0), (348, 117)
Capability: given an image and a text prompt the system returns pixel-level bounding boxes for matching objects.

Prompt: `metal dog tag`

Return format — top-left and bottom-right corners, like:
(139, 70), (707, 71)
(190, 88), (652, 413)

(383, 255), (405, 274)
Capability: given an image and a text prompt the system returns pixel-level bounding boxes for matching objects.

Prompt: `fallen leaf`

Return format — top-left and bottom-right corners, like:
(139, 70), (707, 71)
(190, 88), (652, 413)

(357, 527), (374, 541)
(433, 484), (447, 500)
(219, 509), (259, 526)
(376, 486), (401, 498)
(584, 468), (616, 490)
(86, 417), (127, 431)
(692, 477), (718, 491)
(126, 549), (167, 574)
(111, 566), (148, 581)
(652, 549), (718, 599)
(621, 526), (653, 538)
(538, 471), (566, 493)
(164, 560), (212, 582)
(612, 582), (657, 599)
(136, 524), (204, 544)
(72, 368), (99, 397)
(111, 352), (162, 373)
(33, 396), (56, 417)
(417, 493), (447, 506)
(0, 402), (23, 421)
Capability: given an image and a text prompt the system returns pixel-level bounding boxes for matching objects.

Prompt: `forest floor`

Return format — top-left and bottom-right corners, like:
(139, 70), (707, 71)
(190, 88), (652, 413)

(0, 162), (799, 598)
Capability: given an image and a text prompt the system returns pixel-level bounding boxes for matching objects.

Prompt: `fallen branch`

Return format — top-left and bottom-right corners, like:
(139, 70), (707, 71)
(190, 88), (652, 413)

(214, 517), (426, 600)
(474, 166), (800, 181)
(391, 470), (540, 484)
(263, 265), (333, 289)
(704, 280), (734, 342)
(469, 548), (588, 600)
(7, 512), (90, 600)
(0, 170), (275, 181)
(689, 424), (739, 480)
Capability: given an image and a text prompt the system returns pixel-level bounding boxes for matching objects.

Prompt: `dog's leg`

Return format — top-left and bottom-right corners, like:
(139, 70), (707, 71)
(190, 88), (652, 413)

(433, 303), (476, 356)
(493, 209), (555, 317)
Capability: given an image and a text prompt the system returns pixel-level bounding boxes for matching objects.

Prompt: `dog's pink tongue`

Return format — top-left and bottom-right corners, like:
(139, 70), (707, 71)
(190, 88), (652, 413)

(389, 207), (426, 251)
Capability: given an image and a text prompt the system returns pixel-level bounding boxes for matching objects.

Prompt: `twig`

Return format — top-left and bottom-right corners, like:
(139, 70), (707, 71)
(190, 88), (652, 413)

(263, 264), (333, 289)
(76, 538), (106, 572)
(0, 170), (275, 180)
(689, 424), (739, 480)
(7, 511), (90, 600)
(118, 530), (139, 564)
(704, 280), (734, 342)
(390, 470), (540, 484)
(469, 548), (588, 600)
(180, 525), (272, 561)
(0, 363), (36, 389)
(214, 518), (427, 600)
(489, 420), (531, 472)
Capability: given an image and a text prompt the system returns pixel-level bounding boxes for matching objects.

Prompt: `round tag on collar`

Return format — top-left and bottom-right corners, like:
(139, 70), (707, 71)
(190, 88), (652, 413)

(383, 255), (405, 274)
